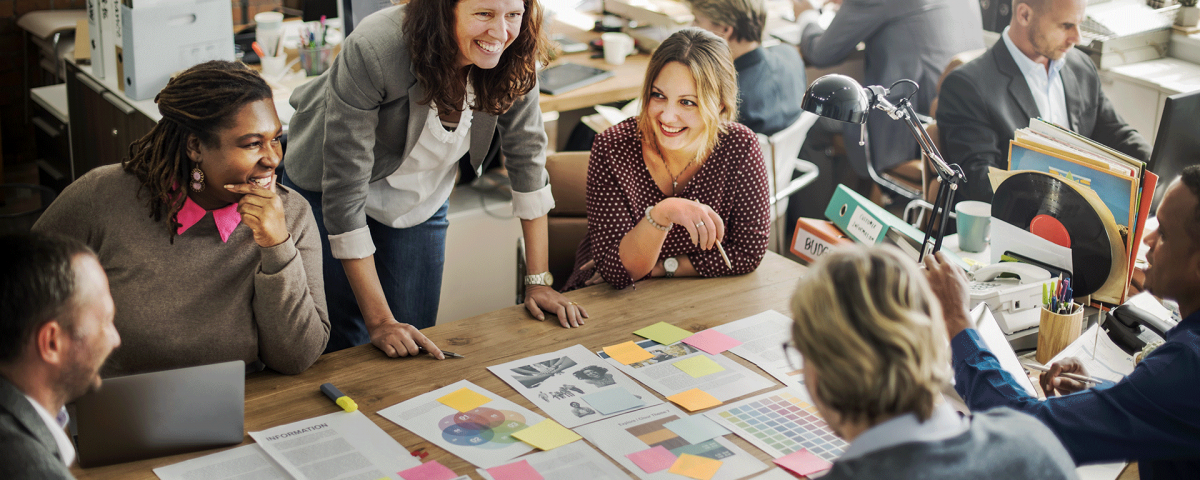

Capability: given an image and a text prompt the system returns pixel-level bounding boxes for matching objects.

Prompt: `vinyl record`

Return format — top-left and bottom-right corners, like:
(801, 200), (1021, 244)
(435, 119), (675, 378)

(991, 172), (1113, 296)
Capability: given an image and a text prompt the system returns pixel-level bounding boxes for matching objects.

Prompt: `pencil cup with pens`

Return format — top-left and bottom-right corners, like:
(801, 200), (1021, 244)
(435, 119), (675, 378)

(299, 18), (334, 76)
(1036, 276), (1084, 364)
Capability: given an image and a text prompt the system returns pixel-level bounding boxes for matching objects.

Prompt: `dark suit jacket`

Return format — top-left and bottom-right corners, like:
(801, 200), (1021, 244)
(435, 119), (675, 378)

(0, 377), (74, 479)
(938, 41), (1152, 201)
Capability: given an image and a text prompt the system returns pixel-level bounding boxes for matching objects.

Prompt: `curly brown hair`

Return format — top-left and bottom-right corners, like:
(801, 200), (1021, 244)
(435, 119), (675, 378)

(122, 60), (272, 241)
(403, 0), (549, 116)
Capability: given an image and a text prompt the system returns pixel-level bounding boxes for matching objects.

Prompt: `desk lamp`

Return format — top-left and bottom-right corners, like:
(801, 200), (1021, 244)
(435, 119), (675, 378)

(800, 74), (965, 261)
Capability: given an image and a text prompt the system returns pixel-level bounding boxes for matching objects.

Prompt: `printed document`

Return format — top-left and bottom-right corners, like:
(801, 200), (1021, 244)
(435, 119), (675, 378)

(153, 444), (287, 480)
(709, 310), (798, 385)
(597, 340), (776, 401)
(248, 410), (418, 480)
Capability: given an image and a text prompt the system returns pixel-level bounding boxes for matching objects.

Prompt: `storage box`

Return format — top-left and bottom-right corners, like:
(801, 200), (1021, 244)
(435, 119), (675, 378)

(120, 0), (234, 100)
(790, 217), (852, 264)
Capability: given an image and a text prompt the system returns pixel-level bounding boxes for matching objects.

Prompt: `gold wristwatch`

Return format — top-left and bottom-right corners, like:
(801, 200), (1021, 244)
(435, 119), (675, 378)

(525, 271), (554, 287)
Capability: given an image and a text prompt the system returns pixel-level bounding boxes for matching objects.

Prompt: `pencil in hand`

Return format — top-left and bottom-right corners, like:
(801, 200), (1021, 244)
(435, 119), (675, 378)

(715, 241), (732, 270)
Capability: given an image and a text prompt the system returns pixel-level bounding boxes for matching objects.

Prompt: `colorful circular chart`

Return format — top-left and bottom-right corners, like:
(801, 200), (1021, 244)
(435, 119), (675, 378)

(439, 407), (528, 449)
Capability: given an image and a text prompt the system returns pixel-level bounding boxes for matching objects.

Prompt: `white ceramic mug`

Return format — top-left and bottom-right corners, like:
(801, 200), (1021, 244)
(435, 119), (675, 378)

(601, 32), (634, 66)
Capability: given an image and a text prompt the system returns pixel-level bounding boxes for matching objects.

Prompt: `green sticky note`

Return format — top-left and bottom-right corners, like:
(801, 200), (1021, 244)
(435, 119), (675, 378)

(437, 387), (492, 412)
(511, 419), (581, 451)
(672, 355), (726, 378)
(633, 322), (694, 345)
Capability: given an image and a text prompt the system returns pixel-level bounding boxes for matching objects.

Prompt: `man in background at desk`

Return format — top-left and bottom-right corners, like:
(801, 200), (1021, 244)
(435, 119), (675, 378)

(0, 233), (121, 479)
(686, 0), (806, 136)
(928, 166), (1200, 480)
(786, 0), (982, 219)
(938, 0), (1152, 202)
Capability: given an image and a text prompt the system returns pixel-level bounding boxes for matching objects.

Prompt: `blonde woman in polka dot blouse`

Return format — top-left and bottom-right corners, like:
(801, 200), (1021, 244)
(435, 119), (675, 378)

(563, 28), (771, 291)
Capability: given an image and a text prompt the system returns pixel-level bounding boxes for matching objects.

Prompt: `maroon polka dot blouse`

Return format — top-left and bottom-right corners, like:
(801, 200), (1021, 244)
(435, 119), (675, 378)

(563, 118), (771, 291)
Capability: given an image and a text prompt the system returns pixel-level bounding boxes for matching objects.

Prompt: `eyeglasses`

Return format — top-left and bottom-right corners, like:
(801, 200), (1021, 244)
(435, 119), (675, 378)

(781, 341), (804, 372)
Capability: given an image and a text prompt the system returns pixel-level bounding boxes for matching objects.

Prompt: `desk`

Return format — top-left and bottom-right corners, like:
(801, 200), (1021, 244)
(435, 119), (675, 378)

(72, 252), (809, 479)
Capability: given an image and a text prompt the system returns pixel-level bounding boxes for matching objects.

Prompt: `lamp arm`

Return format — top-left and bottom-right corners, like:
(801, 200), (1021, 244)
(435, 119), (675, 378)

(869, 93), (966, 261)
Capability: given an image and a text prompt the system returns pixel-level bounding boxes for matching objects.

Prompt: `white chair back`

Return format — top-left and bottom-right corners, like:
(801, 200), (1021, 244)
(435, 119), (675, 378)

(756, 112), (821, 253)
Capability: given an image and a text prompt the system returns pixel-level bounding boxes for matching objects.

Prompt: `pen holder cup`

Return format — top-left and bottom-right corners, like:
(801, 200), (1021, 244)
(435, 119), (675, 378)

(1036, 304), (1084, 364)
(300, 45), (334, 77)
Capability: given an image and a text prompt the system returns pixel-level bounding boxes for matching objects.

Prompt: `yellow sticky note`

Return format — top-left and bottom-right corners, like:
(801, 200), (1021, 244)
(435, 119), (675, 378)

(672, 356), (726, 378)
(437, 387), (492, 412)
(603, 341), (654, 365)
(668, 453), (723, 480)
(667, 388), (722, 412)
(511, 419), (581, 451)
(634, 322), (693, 345)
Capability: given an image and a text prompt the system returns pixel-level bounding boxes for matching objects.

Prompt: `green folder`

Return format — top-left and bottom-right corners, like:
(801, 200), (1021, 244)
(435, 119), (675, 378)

(824, 184), (968, 270)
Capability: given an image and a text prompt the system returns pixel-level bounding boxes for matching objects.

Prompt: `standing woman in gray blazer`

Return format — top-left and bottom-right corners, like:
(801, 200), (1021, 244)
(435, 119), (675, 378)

(283, 0), (586, 358)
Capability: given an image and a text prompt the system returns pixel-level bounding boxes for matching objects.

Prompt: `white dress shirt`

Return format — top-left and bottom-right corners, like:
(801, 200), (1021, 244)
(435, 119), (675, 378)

(839, 402), (969, 460)
(1001, 26), (1070, 129)
(328, 82), (555, 259)
(24, 395), (75, 467)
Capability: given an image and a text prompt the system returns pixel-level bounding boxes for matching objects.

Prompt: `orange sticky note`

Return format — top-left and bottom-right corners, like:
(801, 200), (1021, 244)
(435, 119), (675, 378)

(603, 341), (654, 365)
(668, 453), (723, 480)
(437, 387), (492, 412)
(667, 388), (722, 411)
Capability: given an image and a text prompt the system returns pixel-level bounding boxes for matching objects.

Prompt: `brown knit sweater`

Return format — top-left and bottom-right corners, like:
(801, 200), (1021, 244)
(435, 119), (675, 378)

(33, 165), (330, 376)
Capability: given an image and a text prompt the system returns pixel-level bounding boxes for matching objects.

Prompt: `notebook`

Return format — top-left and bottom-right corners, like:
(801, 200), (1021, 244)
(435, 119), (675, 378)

(72, 360), (245, 467)
(539, 63), (615, 96)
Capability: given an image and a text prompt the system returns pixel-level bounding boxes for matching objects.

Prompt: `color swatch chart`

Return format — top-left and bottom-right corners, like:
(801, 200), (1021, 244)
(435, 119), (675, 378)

(706, 389), (847, 461)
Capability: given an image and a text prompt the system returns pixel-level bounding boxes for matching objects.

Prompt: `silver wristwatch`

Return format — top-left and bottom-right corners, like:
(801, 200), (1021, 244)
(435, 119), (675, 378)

(663, 257), (679, 278)
(524, 271), (554, 286)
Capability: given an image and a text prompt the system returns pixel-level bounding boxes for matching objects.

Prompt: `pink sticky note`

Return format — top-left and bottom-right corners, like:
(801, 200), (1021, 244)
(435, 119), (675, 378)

(486, 459), (544, 480)
(683, 330), (743, 355)
(774, 448), (833, 477)
(398, 460), (459, 480)
(625, 445), (677, 474)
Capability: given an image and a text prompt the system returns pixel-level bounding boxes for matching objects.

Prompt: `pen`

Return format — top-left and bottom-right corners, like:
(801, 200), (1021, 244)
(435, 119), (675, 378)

(1042, 282), (1049, 307)
(251, 41), (266, 58)
(715, 241), (732, 270)
(320, 383), (358, 412)
(1019, 360), (1101, 385)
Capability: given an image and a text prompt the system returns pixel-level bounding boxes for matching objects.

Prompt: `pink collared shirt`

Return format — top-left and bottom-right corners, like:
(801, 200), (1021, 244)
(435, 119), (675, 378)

(176, 196), (241, 242)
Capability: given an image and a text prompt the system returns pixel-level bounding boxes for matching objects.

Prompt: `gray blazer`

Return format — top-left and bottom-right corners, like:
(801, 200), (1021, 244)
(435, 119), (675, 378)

(938, 43), (1152, 201)
(286, 5), (549, 239)
(801, 0), (984, 175)
(0, 377), (74, 479)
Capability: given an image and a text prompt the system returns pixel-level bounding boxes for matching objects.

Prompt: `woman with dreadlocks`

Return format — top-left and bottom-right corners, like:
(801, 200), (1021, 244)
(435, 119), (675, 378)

(33, 60), (330, 377)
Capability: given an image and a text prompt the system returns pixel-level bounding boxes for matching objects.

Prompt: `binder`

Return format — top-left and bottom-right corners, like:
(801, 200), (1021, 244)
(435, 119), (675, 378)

(824, 184), (968, 270)
(790, 218), (853, 264)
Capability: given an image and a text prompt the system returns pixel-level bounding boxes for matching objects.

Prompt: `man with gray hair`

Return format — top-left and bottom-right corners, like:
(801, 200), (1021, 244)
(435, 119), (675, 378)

(687, 0), (806, 136)
(0, 232), (121, 479)
(928, 165), (1200, 479)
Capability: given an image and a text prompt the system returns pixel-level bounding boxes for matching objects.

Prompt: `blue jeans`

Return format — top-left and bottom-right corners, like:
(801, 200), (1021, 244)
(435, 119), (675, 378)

(280, 167), (448, 353)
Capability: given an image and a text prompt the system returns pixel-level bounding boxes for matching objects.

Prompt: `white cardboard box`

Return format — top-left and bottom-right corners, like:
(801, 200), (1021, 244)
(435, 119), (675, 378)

(120, 0), (234, 100)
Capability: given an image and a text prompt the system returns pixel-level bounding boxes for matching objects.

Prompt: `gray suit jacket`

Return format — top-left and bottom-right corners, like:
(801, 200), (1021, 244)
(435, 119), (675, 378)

(285, 5), (549, 239)
(0, 377), (74, 479)
(938, 42), (1152, 201)
(802, 0), (983, 175)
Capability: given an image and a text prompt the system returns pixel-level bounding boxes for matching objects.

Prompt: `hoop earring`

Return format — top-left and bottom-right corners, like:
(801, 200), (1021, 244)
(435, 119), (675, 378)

(189, 166), (205, 192)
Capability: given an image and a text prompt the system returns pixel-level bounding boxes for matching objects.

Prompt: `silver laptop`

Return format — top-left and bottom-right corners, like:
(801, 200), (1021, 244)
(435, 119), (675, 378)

(72, 360), (245, 467)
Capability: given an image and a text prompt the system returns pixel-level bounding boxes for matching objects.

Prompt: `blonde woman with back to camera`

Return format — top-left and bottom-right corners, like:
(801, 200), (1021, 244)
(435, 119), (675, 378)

(786, 244), (1078, 479)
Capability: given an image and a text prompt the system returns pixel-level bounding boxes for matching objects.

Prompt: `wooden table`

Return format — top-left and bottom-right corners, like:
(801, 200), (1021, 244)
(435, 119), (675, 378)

(73, 252), (810, 479)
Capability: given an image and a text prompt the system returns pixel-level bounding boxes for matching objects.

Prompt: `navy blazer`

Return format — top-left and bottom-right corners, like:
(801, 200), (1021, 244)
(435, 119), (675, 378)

(938, 41), (1152, 201)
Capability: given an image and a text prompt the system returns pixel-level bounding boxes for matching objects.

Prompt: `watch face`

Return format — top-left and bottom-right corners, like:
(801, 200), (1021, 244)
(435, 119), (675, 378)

(664, 257), (679, 271)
